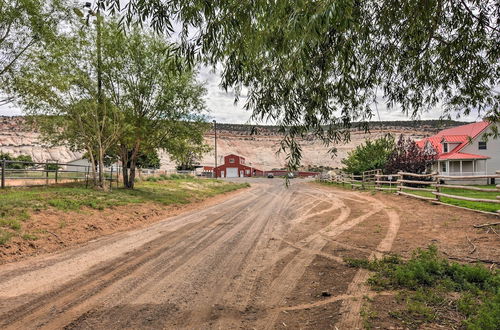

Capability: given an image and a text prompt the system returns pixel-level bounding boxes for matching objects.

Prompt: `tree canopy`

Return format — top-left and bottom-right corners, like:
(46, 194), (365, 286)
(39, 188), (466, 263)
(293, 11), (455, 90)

(108, 0), (499, 169)
(341, 135), (395, 174)
(384, 135), (437, 174)
(10, 14), (208, 189)
(0, 0), (66, 105)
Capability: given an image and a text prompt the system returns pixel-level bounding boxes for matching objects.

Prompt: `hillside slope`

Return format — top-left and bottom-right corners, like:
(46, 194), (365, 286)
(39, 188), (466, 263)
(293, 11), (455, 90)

(0, 116), (466, 170)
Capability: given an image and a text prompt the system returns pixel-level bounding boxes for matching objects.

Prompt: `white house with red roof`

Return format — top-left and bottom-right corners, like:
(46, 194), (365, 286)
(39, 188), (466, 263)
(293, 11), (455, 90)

(417, 121), (499, 181)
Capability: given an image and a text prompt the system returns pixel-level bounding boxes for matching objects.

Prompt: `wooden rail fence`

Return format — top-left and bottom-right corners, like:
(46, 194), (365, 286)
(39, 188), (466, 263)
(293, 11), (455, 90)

(319, 169), (500, 216)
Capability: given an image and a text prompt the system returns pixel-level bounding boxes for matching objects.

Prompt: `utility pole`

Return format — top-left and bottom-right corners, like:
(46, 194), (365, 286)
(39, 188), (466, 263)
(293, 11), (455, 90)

(213, 120), (217, 178)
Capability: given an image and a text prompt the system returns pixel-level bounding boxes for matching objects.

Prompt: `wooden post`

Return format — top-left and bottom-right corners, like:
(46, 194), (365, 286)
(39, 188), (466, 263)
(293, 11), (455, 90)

(55, 161), (59, 184)
(496, 170), (500, 202)
(397, 172), (402, 194)
(109, 166), (113, 190)
(85, 166), (90, 188)
(1, 159), (5, 189)
(116, 165), (120, 189)
(434, 173), (440, 201)
(45, 160), (49, 186)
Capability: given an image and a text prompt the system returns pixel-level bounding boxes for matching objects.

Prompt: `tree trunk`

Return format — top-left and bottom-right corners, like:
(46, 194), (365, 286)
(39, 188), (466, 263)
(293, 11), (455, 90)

(120, 145), (131, 188)
(97, 145), (106, 190)
(86, 147), (97, 186)
(125, 142), (141, 189)
(128, 157), (137, 189)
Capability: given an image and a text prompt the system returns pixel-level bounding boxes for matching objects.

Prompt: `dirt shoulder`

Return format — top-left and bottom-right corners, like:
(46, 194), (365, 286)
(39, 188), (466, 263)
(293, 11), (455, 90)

(0, 185), (249, 264)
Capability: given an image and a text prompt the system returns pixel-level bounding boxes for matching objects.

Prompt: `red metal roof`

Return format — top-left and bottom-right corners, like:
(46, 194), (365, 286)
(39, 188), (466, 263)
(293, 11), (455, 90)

(417, 121), (491, 160)
(438, 152), (489, 160)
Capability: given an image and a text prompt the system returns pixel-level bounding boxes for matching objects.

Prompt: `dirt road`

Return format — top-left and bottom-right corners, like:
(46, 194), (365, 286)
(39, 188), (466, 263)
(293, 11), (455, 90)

(1, 177), (490, 329)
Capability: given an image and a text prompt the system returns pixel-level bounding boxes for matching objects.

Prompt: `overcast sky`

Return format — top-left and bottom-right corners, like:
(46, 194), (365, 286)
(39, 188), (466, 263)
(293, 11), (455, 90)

(0, 66), (484, 124)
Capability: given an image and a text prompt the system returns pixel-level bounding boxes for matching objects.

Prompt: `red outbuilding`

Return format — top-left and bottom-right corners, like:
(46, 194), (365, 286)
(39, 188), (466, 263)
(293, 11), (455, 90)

(214, 154), (263, 178)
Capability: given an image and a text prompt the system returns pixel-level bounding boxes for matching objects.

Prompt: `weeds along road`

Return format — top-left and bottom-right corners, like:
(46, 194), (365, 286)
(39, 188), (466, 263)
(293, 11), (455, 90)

(0, 178), (400, 329)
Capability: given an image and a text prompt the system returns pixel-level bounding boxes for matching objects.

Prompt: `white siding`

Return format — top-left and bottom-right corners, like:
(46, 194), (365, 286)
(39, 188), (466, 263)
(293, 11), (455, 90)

(460, 123), (500, 175)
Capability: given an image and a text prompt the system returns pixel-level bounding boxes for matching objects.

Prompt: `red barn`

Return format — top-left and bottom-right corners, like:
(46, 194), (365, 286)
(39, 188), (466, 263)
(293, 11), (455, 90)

(214, 154), (263, 178)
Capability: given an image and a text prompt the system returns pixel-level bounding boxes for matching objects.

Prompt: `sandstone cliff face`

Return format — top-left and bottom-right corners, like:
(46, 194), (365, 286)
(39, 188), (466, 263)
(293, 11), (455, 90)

(0, 116), (462, 170)
(0, 117), (82, 163)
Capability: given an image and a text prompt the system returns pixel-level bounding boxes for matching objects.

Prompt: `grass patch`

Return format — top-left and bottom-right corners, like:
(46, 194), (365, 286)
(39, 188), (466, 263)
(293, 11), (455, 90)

(0, 178), (249, 245)
(21, 233), (38, 241)
(402, 186), (499, 213)
(346, 246), (500, 329)
(0, 229), (13, 244)
(318, 179), (499, 213)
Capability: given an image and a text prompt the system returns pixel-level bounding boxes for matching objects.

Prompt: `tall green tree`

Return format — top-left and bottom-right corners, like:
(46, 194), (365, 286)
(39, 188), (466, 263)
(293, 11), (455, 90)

(341, 136), (395, 174)
(100, 23), (207, 188)
(109, 0), (500, 170)
(10, 19), (123, 189)
(165, 123), (212, 171)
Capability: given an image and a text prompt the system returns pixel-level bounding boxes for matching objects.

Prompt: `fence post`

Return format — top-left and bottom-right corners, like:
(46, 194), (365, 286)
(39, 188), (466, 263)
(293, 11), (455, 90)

(55, 161), (59, 184)
(45, 160), (49, 186)
(109, 166), (113, 190)
(116, 166), (120, 189)
(496, 171), (500, 213)
(397, 172), (402, 195)
(434, 173), (440, 202)
(1, 159), (5, 189)
(85, 166), (90, 188)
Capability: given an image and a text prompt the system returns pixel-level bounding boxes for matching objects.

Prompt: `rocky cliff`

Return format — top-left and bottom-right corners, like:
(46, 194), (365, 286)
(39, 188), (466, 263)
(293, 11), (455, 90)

(0, 116), (466, 170)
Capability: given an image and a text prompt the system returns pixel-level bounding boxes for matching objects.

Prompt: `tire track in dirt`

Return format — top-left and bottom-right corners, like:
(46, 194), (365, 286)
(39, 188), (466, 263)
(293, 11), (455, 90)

(254, 189), (353, 329)
(0, 179), (402, 329)
(255, 187), (396, 329)
(0, 187), (266, 329)
(52, 182), (290, 329)
(336, 207), (400, 329)
(0, 185), (263, 293)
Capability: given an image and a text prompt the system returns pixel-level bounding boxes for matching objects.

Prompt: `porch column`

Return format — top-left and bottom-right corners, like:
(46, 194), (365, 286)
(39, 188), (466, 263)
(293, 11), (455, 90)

(460, 160), (462, 175)
(473, 160), (475, 174)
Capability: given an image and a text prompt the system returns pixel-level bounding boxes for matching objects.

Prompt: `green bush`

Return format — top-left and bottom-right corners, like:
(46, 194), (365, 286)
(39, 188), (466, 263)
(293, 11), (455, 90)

(346, 246), (500, 328)
(465, 291), (500, 330)
(341, 135), (395, 174)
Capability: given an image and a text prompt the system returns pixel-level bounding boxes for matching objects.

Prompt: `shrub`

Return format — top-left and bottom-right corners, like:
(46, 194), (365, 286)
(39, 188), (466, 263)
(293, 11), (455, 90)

(346, 246), (500, 328)
(341, 135), (395, 174)
(384, 134), (436, 174)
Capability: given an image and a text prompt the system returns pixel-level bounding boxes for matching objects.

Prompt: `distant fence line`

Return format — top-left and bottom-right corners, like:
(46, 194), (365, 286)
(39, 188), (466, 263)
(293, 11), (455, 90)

(320, 169), (500, 216)
(0, 159), (194, 189)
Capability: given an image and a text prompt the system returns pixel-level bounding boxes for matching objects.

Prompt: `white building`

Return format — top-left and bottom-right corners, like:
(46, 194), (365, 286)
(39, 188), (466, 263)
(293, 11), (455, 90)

(417, 121), (499, 184)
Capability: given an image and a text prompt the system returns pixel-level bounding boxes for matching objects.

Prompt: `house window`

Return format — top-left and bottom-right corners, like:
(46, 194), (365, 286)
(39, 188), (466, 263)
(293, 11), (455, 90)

(246, 169), (250, 174)
(443, 143), (448, 152)
(441, 162), (447, 173)
(229, 158), (235, 163)
(478, 141), (487, 150)
(240, 158), (245, 164)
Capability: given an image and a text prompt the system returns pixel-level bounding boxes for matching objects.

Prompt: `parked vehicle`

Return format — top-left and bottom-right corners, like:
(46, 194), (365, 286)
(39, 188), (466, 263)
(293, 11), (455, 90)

(267, 173), (274, 178)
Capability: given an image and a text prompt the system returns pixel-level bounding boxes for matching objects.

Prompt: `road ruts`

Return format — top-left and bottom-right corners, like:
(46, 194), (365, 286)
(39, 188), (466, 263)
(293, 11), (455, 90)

(0, 178), (400, 329)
